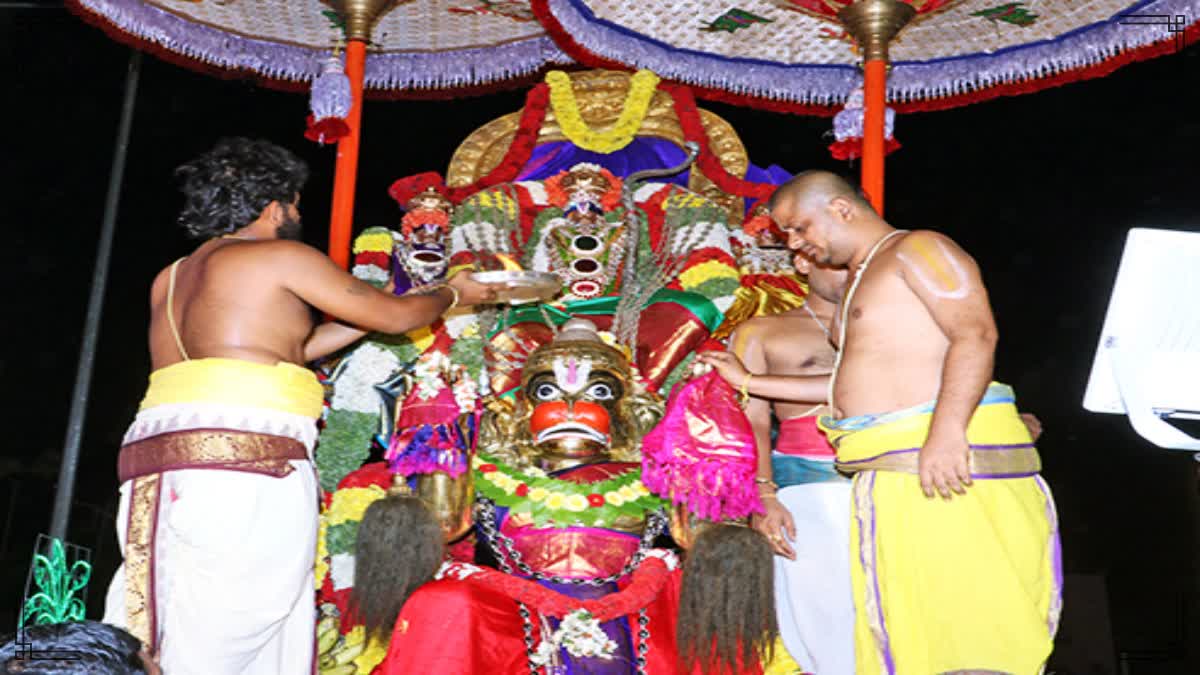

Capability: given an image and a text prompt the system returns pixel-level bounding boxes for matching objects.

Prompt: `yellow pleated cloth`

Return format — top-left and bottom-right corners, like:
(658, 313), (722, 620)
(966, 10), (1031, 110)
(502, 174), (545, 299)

(820, 384), (1062, 674)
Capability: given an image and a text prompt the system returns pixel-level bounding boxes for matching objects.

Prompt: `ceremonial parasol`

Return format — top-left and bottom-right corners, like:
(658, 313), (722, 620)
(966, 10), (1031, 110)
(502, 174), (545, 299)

(533, 0), (1200, 210)
(68, 0), (574, 266)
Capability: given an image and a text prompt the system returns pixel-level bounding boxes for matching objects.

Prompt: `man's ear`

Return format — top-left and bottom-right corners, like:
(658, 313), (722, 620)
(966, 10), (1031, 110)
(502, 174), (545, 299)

(829, 195), (855, 223)
(260, 200), (284, 225)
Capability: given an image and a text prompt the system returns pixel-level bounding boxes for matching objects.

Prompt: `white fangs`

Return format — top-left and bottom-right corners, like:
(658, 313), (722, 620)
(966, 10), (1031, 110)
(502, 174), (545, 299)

(536, 422), (609, 445)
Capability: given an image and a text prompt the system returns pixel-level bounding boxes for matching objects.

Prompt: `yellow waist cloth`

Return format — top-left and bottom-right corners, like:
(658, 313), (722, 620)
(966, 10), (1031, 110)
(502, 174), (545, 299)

(138, 358), (324, 419)
(819, 382), (1040, 478)
(821, 384), (1062, 673)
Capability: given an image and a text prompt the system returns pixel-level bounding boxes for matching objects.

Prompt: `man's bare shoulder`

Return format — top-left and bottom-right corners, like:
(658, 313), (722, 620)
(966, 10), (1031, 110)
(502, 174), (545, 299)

(207, 239), (328, 273)
(894, 229), (973, 258)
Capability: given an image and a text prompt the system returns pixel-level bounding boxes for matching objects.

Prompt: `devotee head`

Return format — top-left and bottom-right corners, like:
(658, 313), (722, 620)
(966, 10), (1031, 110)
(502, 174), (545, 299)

(793, 251), (850, 304)
(0, 620), (158, 674)
(767, 170), (877, 267)
(351, 494), (444, 643)
(174, 137), (309, 241)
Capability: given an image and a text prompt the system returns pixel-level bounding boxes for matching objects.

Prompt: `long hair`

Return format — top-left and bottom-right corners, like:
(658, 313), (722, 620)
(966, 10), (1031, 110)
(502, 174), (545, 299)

(350, 495), (444, 642)
(676, 524), (778, 674)
(174, 137), (308, 239)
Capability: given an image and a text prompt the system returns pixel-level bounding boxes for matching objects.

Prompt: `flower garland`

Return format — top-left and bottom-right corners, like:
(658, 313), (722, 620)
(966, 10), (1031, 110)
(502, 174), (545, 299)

(543, 164), (623, 212)
(446, 84), (550, 203)
(662, 83), (777, 205)
(473, 454), (664, 528)
(546, 69), (660, 154)
(316, 485), (388, 593)
(351, 228), (396, 287)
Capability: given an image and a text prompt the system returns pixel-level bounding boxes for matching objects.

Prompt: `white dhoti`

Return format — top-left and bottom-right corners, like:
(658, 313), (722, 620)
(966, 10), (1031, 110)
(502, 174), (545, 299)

(771, 416), (856, 675)
(104, 462), (317, 675)
(102, 358), (324, 675)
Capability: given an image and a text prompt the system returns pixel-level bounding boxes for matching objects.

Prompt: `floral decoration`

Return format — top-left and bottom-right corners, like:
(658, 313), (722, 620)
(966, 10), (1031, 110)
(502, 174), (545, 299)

(546, 69), (660, 154)
(473, 454), (663, 528)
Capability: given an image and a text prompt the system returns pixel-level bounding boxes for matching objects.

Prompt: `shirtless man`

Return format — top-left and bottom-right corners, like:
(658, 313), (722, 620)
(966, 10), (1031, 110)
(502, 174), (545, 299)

(102, 137), (501, 675)
(729, 254), (854, 674)
(703, 171), (1060, 674)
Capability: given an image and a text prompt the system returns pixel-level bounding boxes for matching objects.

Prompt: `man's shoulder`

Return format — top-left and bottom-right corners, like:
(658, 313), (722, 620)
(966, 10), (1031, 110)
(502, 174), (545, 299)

(894, 229), (966, 253)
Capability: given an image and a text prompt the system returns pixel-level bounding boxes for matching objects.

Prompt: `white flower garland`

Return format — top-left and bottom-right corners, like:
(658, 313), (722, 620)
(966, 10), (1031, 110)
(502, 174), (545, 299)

(531, 609), (619, 666)
(330, 343), (403, 414)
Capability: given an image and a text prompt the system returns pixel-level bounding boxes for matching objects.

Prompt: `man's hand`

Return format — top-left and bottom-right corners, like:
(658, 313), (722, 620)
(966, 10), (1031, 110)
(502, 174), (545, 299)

(752, 498), (797, 560)
(446, 270), (502, 306)
(1019, 412), (1043, 442)
(918, 431), (972, 499)
(697, 350), (750, 387)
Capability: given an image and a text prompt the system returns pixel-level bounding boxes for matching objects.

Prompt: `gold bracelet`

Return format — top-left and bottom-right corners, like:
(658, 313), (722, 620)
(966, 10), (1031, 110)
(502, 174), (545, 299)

(445, 284), (460, 310)
(739, 372), (753, 406)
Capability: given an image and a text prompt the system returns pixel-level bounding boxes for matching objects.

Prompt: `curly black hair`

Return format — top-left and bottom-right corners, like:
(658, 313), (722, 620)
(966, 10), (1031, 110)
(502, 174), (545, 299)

(1, 621), (148, 674)
(174, 137), (309, 239)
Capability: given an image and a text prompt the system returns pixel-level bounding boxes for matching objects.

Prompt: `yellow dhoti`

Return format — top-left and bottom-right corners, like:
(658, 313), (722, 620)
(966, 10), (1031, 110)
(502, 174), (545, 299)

(102, 359), (324, 675)
(820, 383), (1062, 675)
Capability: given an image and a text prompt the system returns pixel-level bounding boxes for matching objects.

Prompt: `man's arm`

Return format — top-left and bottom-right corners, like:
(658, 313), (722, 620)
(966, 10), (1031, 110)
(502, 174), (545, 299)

(303, 321), (369, 362)
(896, 231), (998, 498)
(698, 351), (829, 403)
(274, 241), (496, 335)
(729, 325), (774, 484)
(729, 324), (797, 559)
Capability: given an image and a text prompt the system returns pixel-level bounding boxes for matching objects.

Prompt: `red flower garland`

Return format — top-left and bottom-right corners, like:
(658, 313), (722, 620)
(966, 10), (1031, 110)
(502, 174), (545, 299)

(663, 83), (778, 204)
(447, 84), (551, 203)
(443, 555), (672, 621)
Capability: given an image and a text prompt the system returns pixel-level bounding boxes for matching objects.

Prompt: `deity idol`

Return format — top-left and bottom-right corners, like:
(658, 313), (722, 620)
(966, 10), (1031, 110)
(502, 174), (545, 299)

(376, 319), (687, 674)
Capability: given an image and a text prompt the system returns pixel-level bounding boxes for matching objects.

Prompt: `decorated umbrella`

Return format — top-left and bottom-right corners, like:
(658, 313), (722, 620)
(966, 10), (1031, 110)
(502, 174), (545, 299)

(532, 0), (1200, 211)
(68, 0), (575, 265)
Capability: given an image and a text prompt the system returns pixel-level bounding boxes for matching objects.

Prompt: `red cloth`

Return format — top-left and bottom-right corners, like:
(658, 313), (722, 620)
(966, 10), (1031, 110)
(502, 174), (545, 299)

(380, 570), (684, 674)
(775, 416), (835, 459)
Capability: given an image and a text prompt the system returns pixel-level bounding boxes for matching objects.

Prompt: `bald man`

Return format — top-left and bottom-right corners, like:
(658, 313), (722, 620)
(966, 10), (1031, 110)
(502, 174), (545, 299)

(728, 253), (854, 674)
(703, 171), (1060, 675)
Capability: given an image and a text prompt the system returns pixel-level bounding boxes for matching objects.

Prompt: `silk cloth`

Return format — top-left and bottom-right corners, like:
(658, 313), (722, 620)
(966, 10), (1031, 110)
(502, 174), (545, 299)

(641, 371), (761, 521)
(711, 274), (808, 341)
(488, 289), (719, 394)
(818, 383), (1062, 674)
(384, 460), (683, 674)
(102, 358), (323, 675)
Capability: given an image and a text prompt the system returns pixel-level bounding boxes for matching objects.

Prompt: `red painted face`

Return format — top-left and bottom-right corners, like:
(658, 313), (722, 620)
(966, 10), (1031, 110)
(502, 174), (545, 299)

(530, 400), (611, 437)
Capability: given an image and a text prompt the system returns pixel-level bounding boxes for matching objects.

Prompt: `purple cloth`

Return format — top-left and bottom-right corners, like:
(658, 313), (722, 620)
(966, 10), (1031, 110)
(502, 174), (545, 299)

(517, 138), (690, 184)
(537, 579), (636, 675)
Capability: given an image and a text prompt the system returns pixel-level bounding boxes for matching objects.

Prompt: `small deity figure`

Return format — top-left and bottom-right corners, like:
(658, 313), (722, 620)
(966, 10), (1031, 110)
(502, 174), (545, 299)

(387, 172), (453, 293)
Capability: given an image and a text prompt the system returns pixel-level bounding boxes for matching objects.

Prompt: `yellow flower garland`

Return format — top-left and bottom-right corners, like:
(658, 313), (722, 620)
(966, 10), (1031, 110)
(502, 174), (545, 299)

(546, 69), (661, 154)
(314, 516), (330, 590)
(352, 231), (394, 255)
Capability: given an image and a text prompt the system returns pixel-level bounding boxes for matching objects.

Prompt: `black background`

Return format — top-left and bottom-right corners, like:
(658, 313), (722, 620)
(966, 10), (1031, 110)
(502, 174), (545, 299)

(1, 4), (1197, 671)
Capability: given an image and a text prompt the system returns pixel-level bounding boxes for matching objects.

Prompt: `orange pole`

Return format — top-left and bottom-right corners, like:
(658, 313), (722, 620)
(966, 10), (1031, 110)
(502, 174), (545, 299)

(861, 58), (888, 216)
(328, 39), (367, 269)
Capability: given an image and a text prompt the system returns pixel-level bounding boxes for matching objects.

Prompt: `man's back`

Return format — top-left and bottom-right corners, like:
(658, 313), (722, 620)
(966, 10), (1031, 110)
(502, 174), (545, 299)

(149, 239), (314, 369)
